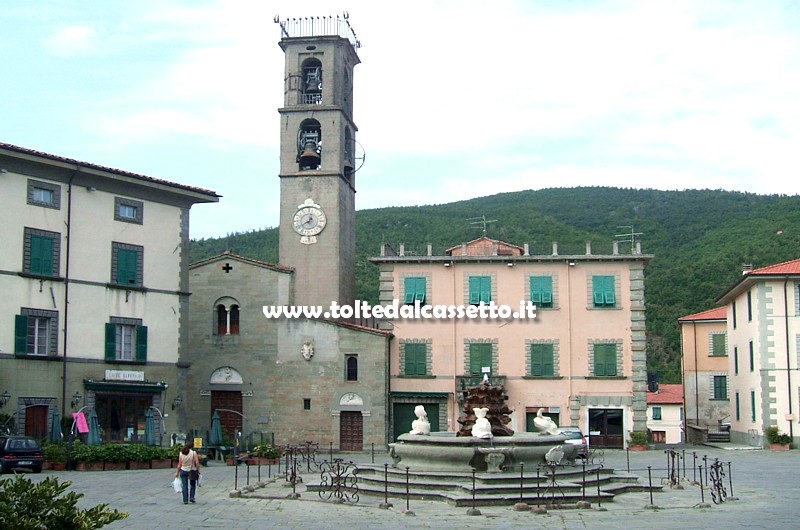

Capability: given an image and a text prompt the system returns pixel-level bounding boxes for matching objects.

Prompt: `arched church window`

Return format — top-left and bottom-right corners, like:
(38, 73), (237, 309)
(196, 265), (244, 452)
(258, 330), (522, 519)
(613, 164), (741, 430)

(345, 355), (358, 381)
(214, 297), (241, 336)
(297, 119), (322, 171)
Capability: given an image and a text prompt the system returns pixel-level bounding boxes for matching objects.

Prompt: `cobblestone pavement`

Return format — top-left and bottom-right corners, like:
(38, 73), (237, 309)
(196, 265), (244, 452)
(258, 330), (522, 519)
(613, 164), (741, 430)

(11, 445), (799, 529)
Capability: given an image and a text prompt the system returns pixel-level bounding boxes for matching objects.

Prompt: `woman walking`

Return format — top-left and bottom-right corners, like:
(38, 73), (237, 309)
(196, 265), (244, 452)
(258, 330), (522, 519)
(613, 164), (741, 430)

(174, 441), (201, 504)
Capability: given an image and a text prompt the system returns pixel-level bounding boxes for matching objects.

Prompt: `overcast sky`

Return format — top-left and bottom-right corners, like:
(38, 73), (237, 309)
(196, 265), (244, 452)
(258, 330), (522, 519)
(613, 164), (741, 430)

(2, 1), (798, 240)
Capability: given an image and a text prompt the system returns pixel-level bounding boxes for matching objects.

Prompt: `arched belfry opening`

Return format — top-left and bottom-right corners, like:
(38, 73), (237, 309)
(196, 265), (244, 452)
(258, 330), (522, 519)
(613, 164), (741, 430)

(301, 58), (323, 104)
(297, 119), (322, 170)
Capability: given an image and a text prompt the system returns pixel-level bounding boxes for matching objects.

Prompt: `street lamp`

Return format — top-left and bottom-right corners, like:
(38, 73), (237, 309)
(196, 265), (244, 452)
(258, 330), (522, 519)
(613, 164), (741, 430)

(71, 392), (82, 408)
(172, 395), (183, 410)
(0, 391), (10, 408)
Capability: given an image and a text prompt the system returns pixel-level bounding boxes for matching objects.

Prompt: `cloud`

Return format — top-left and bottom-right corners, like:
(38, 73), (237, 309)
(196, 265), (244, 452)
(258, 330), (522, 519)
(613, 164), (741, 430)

(42, 26), (99, 57)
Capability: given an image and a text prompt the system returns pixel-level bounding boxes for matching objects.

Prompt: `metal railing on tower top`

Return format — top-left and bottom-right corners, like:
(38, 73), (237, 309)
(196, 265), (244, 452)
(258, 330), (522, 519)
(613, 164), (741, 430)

(274, 13), (361, 50)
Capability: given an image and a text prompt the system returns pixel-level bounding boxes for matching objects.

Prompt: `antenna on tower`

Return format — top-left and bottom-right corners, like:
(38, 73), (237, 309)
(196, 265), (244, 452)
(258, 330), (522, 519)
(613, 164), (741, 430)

(614, 225), (643, 254)
(467, 215), (498, 236)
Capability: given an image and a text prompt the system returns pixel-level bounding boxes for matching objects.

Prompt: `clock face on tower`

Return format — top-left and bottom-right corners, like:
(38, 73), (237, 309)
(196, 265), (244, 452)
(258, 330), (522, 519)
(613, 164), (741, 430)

(292, 203), (327, 237)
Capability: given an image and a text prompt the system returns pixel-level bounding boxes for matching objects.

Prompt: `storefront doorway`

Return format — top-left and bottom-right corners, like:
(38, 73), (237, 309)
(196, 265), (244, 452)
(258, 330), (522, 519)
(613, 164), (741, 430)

(588, 408), (624, 448)
(94, 394), (151, 443)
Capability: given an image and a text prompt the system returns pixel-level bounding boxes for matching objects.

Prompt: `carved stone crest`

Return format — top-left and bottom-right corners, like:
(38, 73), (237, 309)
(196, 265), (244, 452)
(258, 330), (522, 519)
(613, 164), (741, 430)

(301, 341), (314, 361)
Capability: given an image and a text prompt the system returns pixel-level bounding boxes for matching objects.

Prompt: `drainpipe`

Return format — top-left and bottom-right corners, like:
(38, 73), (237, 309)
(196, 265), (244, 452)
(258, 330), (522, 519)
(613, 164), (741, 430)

(783, 279), (794, 441)
(61, 166), (81, 419)
(693, 321), (699, 429)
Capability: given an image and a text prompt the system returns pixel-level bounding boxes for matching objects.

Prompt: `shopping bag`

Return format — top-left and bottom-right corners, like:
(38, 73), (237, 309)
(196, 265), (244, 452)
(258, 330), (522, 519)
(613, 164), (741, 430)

(172, 477), (182, 494)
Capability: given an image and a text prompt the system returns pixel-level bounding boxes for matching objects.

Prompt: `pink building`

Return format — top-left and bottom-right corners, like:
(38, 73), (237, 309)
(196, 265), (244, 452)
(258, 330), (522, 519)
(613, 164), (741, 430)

(372, 236), (653, 449)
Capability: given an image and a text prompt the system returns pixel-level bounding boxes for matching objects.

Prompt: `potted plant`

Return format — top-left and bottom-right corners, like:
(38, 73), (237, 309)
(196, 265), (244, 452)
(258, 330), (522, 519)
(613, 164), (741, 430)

(150, 446), (173, 469)
(766, 426), (792, 450)
(100, 444), (128, 470)
(126, 444), (152, 470)
(43, 442), (68, 471)
(248, 444), (281, 465)
(71, 441), (103, 471)
(628, 431), (649, 451)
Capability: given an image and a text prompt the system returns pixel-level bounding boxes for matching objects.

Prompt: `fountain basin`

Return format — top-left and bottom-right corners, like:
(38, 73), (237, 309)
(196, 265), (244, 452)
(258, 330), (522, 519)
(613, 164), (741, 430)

(389, 432), (577, 472)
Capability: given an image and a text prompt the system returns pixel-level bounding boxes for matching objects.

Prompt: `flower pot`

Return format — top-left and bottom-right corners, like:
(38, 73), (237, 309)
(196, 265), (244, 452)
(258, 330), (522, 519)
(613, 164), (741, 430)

(76, 461), (104, 471)
(770, 443), (790, 451)
(248, 457), (279, 466)
(151, 459), (172, 469)
(629, 444), (648, 451)
(127, 461), (151, 470)
(46, 461), (67, 471)
(103, 462), (126, 471)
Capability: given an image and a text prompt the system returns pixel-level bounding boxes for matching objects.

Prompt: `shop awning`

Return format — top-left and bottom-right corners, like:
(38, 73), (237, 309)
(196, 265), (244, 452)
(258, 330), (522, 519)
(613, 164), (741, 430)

(84, 380), (167, 394)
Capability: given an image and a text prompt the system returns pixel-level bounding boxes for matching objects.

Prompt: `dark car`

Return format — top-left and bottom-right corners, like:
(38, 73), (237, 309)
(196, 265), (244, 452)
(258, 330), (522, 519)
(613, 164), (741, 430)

(0, 436), (44, 473)
(559, 427), (589, 459)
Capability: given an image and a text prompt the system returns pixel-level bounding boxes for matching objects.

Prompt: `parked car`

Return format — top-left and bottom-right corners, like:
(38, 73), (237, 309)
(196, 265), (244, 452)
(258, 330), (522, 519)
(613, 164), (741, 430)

(559, 427), (589, 459)
(0, 436), (44, 473)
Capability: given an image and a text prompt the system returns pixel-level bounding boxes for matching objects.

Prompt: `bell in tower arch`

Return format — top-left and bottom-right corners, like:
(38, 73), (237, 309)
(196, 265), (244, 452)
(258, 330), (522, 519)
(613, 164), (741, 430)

(297, 126), (322, 170)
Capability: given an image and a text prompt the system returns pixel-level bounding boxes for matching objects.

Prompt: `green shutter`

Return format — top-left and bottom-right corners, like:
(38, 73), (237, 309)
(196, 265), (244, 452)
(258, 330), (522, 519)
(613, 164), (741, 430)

(117, 248), (138, 285)
(530, 344), (554, 376)
(404, 277), (415, 304)
(404, 277), (426, 305)
(530, 345), (543, 376)
(31, 236), (54, 275)
(530, 276), (552, 307)
(712, 334), (726, 356)
(136, 325), (148, 362)
(15, 314), (29, 354)
(595, 344), (617, 376)
(469, 343), (492, 375)
(469, 276), (491, 304)
(404, 343), (426, 376)
(105, 323), (117, 360)
(469, 277), (481, 305)
(593, 276), (615, 307)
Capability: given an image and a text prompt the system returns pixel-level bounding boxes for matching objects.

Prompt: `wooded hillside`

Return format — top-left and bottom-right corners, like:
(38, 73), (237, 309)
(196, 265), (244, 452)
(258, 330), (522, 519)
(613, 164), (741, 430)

(190, 187), (800, 384)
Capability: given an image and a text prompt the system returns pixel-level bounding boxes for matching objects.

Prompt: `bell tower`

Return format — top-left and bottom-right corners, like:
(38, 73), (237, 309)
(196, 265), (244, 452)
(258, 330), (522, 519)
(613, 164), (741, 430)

(275, 15), (361, 309)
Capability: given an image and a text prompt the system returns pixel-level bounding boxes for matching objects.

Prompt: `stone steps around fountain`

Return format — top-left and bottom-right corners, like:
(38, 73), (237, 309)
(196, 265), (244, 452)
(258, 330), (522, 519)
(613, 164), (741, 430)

(304, 464), (658, 507)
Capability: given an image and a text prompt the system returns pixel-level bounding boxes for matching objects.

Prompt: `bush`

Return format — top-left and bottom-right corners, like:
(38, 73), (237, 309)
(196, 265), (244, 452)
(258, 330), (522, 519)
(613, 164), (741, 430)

(98, 444), (128, 464)
(43, 442), (68, 463)
(70, 441), (101, 463)
(0, 474), (128, 529)
(150, 446), (172, 460)
(252, 444), (281, 459)
(765, 426), (792, 445)
(628, 431), (648, 446)
(125, 444), (152, 462)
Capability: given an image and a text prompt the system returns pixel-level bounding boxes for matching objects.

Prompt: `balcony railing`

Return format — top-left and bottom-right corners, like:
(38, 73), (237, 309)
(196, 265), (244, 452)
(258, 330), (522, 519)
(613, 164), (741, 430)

(275, 13), (361, 51)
